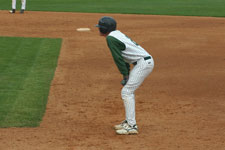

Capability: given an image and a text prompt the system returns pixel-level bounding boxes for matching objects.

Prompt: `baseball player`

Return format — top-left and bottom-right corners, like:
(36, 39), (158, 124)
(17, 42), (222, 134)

(96, 16), (154, 135)
(9, 0), (26, 14)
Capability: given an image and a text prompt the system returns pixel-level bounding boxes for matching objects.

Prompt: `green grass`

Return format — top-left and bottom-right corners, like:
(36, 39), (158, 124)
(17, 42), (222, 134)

(0, 0), (225, 17)
(0, 37), (62, 127)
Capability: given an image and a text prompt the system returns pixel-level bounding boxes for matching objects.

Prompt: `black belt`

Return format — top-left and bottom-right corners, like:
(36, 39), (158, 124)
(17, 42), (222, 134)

(133, 56), (151, 65)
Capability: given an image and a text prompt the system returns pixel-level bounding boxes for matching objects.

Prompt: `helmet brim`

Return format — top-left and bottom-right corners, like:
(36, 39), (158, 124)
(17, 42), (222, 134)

(96, 24), (107, 29)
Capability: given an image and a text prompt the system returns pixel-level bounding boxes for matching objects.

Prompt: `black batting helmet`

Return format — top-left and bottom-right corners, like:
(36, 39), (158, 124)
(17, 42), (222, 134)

(96, 16), (117, 34)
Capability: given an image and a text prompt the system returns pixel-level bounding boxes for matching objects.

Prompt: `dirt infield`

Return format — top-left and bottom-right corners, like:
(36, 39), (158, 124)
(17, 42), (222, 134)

(0, 10), (225, 150)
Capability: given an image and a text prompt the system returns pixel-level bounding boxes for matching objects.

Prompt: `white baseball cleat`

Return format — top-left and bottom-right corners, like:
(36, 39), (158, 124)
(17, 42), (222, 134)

(9, 9), (16, 13)
(116, 124), (138, 135)
(114, 120), (128, 130)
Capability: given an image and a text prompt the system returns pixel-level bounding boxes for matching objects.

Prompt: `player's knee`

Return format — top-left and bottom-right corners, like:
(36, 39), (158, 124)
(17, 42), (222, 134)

(121, 87), (128, 100)
(121, 87), (133, 100)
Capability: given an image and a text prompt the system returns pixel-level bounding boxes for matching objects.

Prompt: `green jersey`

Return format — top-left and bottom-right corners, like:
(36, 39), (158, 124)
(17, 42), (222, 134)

(106, 30), (151, 76)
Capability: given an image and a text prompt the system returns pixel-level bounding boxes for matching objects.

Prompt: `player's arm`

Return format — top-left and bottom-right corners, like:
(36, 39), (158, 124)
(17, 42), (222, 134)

(106, 36), (130, 76)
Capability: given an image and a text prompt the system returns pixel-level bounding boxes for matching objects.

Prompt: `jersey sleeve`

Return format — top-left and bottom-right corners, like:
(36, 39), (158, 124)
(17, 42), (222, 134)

(106, 36), (130, 76)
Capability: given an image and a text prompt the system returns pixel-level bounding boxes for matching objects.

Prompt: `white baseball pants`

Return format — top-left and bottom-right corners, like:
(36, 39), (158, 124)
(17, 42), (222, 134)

(121, 57), (154, 126)
(12, 0), (26, 10)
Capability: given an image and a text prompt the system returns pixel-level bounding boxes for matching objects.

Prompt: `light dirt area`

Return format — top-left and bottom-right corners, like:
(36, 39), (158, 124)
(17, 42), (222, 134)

(0, 10), (225, 150)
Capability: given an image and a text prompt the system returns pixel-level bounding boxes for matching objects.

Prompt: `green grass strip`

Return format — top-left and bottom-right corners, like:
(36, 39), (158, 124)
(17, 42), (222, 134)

(1, 0), (225, 17)
(0, 37), (62, 127)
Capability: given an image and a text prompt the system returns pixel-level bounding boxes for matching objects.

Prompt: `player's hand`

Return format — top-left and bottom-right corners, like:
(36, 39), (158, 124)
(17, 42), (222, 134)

(121, 75), (129, 86)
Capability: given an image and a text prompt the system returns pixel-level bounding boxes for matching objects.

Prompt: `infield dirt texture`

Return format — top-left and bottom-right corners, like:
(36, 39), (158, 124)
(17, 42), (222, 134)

(0, 10), (225, 150)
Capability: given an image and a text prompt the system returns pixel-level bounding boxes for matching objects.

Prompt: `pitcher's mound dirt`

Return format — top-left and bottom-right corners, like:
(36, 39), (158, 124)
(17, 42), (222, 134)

(0, 11), (225, 150)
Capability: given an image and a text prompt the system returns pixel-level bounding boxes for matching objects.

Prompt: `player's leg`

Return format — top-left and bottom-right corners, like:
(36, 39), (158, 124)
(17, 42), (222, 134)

(20, 0), (26, 13)
(12, 0), (16, 9)
(123, 58), (154, 125)
(117, 57), (154, 134)
(10, 0), (16, 13)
